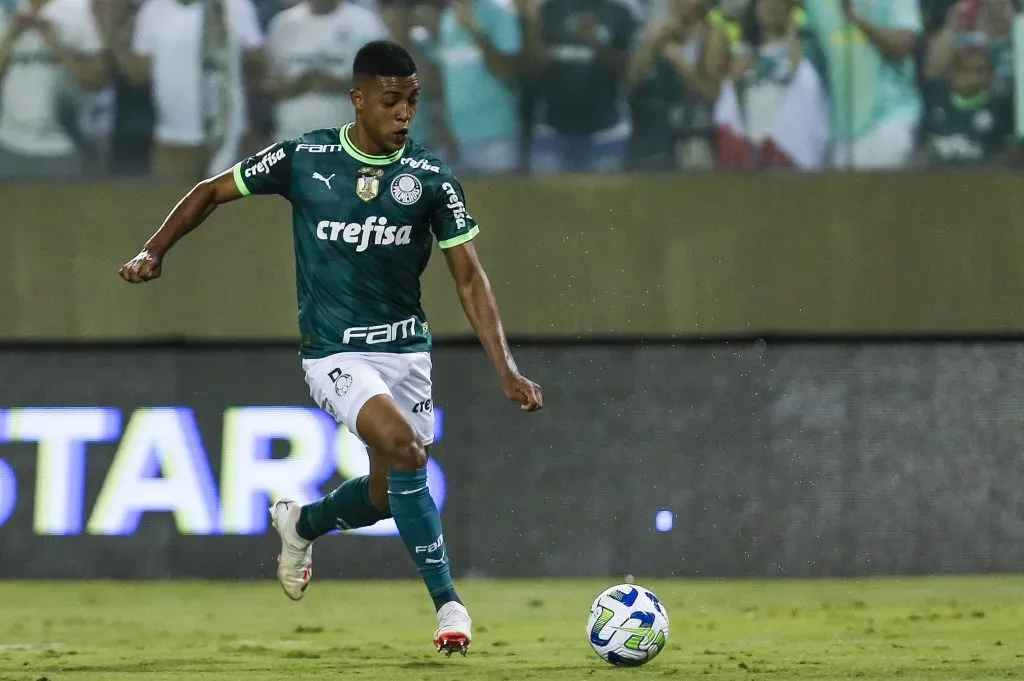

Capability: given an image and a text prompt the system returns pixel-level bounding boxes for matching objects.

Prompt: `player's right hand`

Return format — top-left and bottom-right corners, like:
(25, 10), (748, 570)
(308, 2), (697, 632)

(119, 249), (163, 284)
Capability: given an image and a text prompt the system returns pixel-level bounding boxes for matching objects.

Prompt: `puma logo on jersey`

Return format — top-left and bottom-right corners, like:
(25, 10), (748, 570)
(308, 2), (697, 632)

(441, 182), (471, 229)
(313, 172), (335, 189)
(316, 216), (413, 251)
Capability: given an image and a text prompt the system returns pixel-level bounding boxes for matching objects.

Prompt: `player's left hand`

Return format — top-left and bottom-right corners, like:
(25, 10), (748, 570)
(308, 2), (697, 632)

(502, 373), (543, 412)
(119, 249), (163, 284)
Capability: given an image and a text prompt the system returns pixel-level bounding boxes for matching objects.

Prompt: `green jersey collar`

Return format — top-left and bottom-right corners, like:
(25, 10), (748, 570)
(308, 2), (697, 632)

(951, 91), (991, 111)
(340, 122), (406, 165)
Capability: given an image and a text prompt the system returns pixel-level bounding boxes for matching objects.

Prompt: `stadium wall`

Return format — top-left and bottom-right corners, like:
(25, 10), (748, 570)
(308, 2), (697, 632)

(1, 341), (1021, 580)
(3, 171), (1024, 341)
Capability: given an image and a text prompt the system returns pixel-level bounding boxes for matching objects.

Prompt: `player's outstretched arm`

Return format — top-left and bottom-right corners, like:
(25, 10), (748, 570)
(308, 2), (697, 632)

(118, 169), (244, 284)
(443, 242), (543, 412)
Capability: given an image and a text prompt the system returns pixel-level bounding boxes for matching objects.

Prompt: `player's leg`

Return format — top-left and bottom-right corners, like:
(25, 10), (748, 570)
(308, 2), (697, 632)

(357, 394), (471, 656)
(366, 446), (391, 514)
(374, 351), (470, 655)
(269, 356), (393, 600)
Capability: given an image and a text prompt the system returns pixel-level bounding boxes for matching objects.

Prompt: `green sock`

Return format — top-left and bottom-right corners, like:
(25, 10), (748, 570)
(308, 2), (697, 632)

(388, 468), (461, 611)
(296, 475), (390, 541)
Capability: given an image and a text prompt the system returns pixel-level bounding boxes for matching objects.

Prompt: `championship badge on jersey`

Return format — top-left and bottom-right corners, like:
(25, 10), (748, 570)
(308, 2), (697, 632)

(355, 167), (383, 202)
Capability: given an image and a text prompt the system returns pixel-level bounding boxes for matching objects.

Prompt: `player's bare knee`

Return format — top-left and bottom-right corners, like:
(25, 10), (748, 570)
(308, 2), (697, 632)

(382, 429), (427, 471)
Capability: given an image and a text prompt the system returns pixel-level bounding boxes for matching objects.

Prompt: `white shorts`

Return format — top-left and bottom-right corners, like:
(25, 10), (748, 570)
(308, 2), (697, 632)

(302, 352), (435, 445)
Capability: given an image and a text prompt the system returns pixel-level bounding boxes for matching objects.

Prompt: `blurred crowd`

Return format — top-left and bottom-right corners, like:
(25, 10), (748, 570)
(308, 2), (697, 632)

(0, 0), (1020, 181)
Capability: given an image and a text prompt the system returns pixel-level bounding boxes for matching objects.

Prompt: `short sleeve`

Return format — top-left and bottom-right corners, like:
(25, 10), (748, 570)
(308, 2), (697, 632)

(885, 0), (923, 33)
(430, 175), (480, 249)
(231, 0), (264, 49)
(232, 140), (296, 198)
(132, 0), (158, 56)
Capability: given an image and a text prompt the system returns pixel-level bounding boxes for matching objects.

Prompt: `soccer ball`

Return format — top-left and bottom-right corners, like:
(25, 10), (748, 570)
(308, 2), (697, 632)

(586, 583), (669, 666)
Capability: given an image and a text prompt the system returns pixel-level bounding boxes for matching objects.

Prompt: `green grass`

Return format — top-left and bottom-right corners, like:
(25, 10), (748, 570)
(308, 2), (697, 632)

(0, 576), (1022, 680)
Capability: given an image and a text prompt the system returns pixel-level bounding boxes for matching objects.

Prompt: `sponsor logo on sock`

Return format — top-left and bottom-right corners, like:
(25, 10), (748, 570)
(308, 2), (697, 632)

(417, 534), (447, 564)
(415, 534), (444, 554)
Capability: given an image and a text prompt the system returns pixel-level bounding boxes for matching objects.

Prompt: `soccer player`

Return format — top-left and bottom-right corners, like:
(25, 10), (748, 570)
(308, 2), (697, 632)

(118, 39), (543, 657)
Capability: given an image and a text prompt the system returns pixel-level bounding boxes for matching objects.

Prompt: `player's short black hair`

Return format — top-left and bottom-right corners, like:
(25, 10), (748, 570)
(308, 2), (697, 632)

(353, 40), (417, 79)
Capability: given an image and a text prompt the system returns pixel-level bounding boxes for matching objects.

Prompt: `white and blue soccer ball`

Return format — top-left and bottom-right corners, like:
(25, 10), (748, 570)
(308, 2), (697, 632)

(586, 583), (669, 666)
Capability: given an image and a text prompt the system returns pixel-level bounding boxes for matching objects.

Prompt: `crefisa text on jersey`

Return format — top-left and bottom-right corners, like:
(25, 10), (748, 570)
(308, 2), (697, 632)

(244, 147), (286, 178)
(316, 216), (413, 252)
(401, 157), (440, 173)
(441, 182), (470, 229)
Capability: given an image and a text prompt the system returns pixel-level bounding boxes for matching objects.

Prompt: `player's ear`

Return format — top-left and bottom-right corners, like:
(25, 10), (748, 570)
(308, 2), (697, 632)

(350, 88), (363, 113)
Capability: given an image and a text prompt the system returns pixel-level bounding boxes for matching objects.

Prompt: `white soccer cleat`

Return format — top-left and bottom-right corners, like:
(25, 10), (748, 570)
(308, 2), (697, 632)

(268, 499), (312, 601)
(434, 601), (472, 656)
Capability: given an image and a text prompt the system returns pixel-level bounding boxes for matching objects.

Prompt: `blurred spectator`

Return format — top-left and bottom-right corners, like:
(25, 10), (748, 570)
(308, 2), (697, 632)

(917, 40), (1016, 167)
(715, 0), (830, 170)
(925, 0), (1017, 98)
(93, 0), (155, 177)
(801, 0), (923, 170)
(0, 0), (109, 180)
(921, 0), (961, 32)
(433, 0), (522, 174)
(264, 0), (387, 141)
(252, 0), (288, 31)
(105, 0), (265, 179)
(521, 0), (642, 174)
(381, 3), (453, 154)
(626, 0), (729, 171)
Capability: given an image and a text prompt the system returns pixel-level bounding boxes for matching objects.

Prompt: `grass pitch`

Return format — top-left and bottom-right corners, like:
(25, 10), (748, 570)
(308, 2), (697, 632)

(0, 576), (1021, 680)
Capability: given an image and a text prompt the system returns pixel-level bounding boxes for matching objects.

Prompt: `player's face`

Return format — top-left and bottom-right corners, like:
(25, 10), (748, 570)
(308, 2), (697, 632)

(951, 50), (993, 98)
(354, 75), (421, 153)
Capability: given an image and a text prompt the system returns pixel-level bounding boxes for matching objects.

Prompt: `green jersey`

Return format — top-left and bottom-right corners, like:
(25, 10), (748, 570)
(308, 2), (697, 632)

(921, 89), (1014, 167)
(231, 123), (480, 358)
